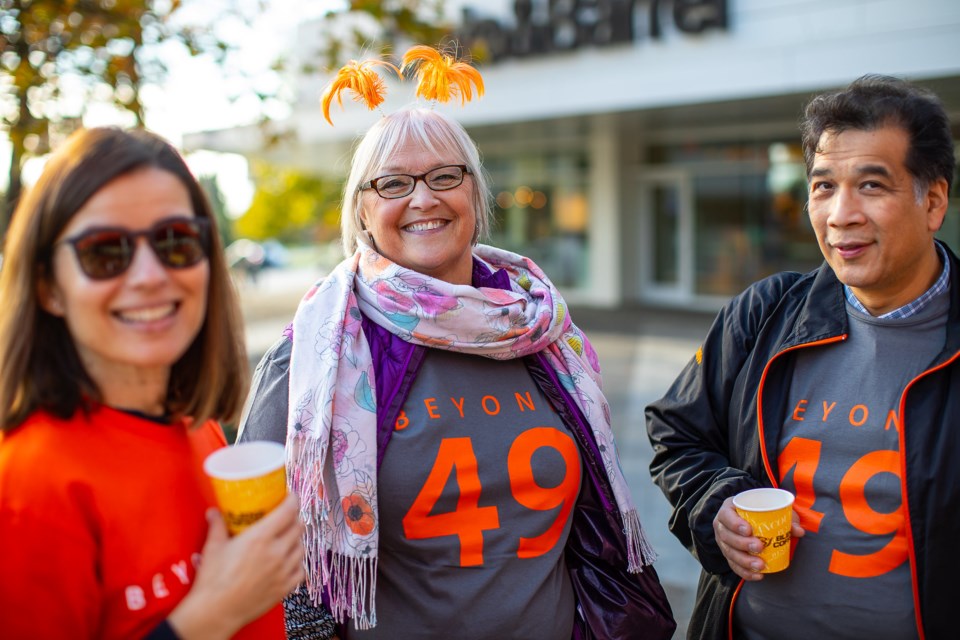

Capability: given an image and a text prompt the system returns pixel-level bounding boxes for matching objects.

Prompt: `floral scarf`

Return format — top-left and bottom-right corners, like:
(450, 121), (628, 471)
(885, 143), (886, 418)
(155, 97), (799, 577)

(287, 242), (656, 628)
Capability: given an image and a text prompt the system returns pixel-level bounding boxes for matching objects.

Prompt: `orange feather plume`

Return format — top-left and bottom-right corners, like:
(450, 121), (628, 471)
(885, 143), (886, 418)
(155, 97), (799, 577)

(320, 58), (401, 125)
(400, 45), (484, 105)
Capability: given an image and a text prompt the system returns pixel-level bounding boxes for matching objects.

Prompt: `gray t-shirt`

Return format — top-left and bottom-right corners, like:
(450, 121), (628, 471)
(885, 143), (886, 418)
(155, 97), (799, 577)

(239, 341), (582, 639)
(734, 293), (948, 639)
(349, 348), (580, 639)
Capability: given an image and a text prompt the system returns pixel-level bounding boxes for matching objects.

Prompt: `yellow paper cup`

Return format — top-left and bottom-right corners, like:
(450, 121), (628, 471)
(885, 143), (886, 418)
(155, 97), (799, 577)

(203, 441), (287, 536)
(733, 488), (795, 573)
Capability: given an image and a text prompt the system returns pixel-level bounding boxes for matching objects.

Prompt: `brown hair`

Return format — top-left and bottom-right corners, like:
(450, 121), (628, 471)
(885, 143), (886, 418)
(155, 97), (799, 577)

(0, 127), (248, 430)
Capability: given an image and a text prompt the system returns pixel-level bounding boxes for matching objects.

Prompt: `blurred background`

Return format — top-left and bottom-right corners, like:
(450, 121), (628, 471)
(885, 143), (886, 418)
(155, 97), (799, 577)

(2, 1), (958, 635)
(2, 0), (958, 314)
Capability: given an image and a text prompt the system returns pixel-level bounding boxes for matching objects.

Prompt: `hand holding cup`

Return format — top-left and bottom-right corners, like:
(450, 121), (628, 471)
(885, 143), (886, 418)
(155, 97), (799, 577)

(714, 488), (804, 580)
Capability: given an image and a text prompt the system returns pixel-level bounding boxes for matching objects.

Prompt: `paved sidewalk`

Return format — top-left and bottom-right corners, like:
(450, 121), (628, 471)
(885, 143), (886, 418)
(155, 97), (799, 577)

(586, 331), (704, 639)
(238, 267), (712, 638)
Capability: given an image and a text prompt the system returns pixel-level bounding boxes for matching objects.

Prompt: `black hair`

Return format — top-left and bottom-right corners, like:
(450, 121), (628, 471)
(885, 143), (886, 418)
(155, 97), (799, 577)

(800, 74), (955, 195)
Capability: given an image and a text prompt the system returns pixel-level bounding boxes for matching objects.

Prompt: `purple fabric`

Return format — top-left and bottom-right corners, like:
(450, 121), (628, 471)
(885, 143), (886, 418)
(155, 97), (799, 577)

(533, 351), (614, 512)
(279, 257), (675, 638)
(287, 258), (616, 505)
(364, 257), (506, 469)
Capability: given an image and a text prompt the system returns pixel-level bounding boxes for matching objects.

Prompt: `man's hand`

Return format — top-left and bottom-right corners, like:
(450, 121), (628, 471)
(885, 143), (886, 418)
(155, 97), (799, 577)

(713, 496), (805, 581)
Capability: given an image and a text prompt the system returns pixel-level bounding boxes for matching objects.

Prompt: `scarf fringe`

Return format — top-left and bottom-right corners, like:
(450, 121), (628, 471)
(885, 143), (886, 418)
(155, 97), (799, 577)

(289, 244), (658, 629)
(623, 508), (659, 572)
(301, 540), (379, 629)
(322, 552), (378, 629)
(289, 407), (381, 629)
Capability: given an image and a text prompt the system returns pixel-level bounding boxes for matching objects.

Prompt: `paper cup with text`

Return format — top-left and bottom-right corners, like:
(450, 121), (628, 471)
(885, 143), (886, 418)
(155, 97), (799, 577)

(203, 441), (287, 536)
(732, 488), (795, 573)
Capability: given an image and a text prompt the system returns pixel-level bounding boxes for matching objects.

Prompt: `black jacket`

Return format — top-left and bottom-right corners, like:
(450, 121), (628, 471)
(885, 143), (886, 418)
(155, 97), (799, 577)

(646, 243), (960, 640)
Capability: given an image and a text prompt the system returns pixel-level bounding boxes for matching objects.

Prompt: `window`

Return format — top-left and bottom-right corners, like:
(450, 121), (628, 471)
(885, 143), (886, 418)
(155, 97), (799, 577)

(486, 152), (591, 289)
(651, 140), (820, 296)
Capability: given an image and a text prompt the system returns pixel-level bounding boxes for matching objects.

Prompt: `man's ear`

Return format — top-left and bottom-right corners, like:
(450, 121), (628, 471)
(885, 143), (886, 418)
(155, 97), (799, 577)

(37, 271), (65, 317)
(926, 177), (949, 232)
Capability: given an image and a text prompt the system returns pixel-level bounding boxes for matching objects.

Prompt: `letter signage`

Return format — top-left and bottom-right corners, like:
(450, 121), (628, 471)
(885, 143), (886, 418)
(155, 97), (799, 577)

(456, 0), (728, 63)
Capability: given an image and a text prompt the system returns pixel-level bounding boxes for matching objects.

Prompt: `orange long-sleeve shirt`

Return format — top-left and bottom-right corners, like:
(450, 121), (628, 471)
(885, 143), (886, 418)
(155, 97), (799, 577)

(0, 405), (284, 639)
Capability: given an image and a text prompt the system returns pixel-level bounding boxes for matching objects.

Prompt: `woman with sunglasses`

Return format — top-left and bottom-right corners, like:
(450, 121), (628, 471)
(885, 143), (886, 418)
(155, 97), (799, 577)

(237, 106), (675, 639)
(0, 127), (304, 639)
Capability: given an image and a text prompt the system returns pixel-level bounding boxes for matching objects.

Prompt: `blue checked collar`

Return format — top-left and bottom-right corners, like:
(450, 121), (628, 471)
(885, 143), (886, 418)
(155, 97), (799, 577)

(844, 242), (950, 319)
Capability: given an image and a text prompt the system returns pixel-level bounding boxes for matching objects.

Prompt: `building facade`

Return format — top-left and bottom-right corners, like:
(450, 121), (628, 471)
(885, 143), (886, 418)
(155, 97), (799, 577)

(186, 0), (960, 310)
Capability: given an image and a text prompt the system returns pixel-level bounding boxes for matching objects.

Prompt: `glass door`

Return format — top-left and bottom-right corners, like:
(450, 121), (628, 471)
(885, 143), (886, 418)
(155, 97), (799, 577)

(638, 170), (693, 303)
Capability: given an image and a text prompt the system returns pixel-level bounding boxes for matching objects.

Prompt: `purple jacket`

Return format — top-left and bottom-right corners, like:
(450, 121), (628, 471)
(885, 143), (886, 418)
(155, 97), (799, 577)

(238, 259), (675, 640)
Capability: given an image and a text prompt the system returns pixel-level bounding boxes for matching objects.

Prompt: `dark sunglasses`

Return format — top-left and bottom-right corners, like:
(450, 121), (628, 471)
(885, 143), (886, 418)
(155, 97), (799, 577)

(57, 216), (211, 280)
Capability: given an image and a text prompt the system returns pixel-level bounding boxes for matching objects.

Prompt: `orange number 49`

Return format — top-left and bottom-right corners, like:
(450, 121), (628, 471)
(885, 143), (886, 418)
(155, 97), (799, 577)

(779, 437), (907, 578)
(402, 428), (580, 567)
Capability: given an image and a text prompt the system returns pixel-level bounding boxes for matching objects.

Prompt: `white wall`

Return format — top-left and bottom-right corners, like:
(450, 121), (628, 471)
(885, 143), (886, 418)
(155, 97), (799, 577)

(579, 113), (621, 307)
(292, 0), (960, 143)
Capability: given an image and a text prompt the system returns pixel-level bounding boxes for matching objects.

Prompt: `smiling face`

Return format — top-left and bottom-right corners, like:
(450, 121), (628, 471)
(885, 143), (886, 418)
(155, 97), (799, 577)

(807, 125), (948, 315)
(359, 140), (476, 285)
(39, 167), (209, 410)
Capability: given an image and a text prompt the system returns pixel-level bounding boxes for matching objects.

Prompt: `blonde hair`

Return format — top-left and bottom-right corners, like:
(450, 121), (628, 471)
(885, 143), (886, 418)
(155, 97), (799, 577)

(340, 107), (493, 257)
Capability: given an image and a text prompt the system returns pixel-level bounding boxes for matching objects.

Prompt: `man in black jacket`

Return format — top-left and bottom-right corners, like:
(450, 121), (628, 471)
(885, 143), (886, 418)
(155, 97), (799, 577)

(646, 74), (958, 639)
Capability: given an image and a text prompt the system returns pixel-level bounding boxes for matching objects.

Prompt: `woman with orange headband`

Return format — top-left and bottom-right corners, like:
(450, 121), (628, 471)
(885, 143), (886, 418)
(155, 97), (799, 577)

(239, 46), (676, 640)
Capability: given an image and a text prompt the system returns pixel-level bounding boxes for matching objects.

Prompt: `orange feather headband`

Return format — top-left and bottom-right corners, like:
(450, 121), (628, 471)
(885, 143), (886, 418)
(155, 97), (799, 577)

(320, 45), (485, 125)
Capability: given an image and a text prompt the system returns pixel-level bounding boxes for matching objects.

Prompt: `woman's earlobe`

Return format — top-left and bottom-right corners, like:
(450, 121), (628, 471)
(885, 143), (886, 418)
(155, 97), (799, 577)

(36, 276), (65, 317)
(358, 213), (378, 249)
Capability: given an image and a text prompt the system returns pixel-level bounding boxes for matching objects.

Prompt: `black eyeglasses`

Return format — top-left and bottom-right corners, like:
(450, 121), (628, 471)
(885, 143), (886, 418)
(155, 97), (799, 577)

(57, 217), (211, 280)
(360, 165), (472, 199)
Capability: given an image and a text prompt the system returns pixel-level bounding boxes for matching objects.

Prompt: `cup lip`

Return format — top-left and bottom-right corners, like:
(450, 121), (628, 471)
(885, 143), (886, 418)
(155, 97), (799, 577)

(732, 487), (795, 512)
(203, 440), (286, 480)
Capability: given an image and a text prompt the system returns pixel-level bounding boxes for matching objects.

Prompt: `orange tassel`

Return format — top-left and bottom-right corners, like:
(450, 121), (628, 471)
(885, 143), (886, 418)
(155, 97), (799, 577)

(320, 58), (401, 125)
(400, 45), (484, 105)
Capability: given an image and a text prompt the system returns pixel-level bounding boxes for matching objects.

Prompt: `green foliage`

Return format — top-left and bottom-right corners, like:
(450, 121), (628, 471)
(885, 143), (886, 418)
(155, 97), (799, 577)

(235, 162), (341, 244)
(0, 0), (265, 231)
(0, 0), (457, 232)
(304, 0), (453, 70)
